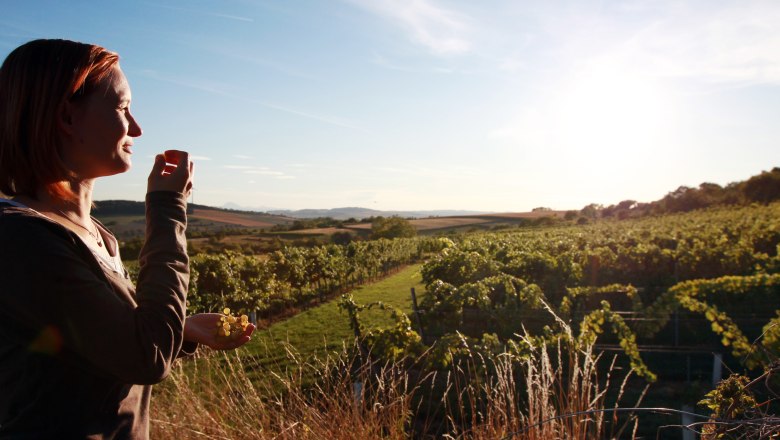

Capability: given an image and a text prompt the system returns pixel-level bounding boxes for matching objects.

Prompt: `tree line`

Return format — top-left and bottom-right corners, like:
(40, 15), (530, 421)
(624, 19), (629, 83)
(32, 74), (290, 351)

(575, 166), (780, 221)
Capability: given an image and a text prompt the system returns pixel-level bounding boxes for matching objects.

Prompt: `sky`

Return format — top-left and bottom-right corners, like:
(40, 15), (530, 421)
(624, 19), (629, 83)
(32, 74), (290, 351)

(2, 0), (780, 212)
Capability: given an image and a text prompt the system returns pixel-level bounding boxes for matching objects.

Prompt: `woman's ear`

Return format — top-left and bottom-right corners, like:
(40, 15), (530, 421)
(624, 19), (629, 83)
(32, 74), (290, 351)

(57, 101), (76, 137)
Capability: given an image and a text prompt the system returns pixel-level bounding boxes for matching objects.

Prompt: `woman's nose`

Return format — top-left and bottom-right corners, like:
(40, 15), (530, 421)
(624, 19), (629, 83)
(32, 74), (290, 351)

(128, 112), (142, 137)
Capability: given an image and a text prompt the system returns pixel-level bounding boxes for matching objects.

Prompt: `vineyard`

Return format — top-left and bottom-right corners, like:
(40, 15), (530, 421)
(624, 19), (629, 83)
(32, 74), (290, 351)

(339, 204), (779, 354)
(179, 236), (451, 322)
(152, 201), (780, 438)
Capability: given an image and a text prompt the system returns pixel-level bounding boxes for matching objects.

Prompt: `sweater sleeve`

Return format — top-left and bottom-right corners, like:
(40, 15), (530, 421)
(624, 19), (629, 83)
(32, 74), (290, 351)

(0, 191), (190, 385)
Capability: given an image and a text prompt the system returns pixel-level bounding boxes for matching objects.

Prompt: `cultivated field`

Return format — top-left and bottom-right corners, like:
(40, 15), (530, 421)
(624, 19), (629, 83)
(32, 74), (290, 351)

(188, 206), (291, 228)
(482, 210), (566, 219)
(280, 227), (358, 236)
(346, 211), (563, 233)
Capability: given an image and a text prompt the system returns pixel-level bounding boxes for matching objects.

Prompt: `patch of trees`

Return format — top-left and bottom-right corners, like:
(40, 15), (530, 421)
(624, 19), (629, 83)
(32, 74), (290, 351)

(93, 200), (146, 215)
(272, 217), (345, 231)
(331, 231), (354, 245)
(371, 216), (417, 239)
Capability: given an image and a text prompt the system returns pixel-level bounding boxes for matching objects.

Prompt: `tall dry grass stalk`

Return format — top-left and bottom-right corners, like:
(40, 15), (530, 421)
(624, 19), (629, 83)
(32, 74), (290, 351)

(151, 345), (413, 440)
(151, 338), (645, 439)
(436, 336), (645, 439)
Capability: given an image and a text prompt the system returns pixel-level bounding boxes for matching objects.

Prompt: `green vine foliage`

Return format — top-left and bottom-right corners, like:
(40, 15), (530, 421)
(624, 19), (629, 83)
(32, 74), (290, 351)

(561, 284), (641, 319)
(579, 301), (656, 381)
(671, 273), (780, 369)
(338, 294), (423, 362)
(699, 374), (758, 420)
(698, 373), (761, 439)
(421, 249), (502, 288)
(419, 274), (547, 340)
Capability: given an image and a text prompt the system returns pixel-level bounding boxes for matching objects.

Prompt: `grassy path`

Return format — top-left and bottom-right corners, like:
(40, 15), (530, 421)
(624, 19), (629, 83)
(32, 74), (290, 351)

(244, 264), (425, 370)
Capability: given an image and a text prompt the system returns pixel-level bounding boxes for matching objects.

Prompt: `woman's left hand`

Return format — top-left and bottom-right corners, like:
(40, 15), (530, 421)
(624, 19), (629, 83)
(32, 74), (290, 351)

(183, 313), (256, 350)
(147, 150), (194, 196)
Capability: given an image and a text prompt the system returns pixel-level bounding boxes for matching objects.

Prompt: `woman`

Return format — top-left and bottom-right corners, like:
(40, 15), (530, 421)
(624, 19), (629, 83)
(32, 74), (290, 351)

(0, 39), (254, 438)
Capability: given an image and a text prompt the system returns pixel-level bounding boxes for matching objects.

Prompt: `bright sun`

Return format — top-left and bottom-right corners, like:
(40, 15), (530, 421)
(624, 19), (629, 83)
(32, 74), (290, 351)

(552, 63), (671, 169)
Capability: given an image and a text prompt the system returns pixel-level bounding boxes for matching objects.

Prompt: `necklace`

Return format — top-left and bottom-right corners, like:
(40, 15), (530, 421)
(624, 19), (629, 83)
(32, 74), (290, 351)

(56, 210), (103, 247)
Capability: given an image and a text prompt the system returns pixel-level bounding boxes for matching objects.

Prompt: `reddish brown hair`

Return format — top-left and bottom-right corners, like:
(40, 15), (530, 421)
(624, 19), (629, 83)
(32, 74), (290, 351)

(0, 39), (119, 202)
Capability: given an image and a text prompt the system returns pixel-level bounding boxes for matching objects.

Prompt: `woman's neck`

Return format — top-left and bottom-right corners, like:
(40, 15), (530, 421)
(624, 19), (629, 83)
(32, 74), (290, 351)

(12, 179), (109, 252)
(15, 179), (95, 221)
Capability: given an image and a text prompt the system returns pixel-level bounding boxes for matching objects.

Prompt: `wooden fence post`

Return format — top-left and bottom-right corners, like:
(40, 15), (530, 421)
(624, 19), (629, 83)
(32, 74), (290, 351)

(410, 288), (426, 342)
(681, 405), (695, 440)
(712, 353), (723, 388)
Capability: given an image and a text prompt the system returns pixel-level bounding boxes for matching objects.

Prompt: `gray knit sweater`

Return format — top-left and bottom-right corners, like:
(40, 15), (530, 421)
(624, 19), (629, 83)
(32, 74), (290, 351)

(0, 191), (193, 439)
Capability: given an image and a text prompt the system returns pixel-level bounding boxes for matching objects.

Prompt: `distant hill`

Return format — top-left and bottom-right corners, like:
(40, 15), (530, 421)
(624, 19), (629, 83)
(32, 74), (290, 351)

(224, 204), (486, 220)
(95, 201), (482, 223)
(92, 200), (295, 238)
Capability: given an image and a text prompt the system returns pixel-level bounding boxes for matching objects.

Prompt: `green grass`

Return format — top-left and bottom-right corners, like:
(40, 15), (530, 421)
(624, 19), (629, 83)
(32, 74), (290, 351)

(245, 264), (425, 371)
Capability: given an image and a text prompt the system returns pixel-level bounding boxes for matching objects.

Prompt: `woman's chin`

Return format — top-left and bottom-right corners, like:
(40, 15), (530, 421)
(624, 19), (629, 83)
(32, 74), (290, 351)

(116, 154), (132, 173)
(102, 160), (132, 177)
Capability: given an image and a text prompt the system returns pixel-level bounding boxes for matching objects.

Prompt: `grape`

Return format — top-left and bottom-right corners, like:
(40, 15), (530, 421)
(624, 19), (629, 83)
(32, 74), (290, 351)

(215, 307), (250, 339)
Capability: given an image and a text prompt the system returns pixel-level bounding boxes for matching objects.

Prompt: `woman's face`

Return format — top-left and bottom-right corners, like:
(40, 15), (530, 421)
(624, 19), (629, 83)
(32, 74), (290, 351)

(62, 64), (142, 179)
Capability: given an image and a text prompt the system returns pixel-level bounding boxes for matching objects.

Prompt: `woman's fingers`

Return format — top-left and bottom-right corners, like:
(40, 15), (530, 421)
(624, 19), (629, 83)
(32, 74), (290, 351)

(147, 150), (194, 194)
(163, 150), (177, 165)
(184, 159), (194, 194)
(150, 154), (167, 175)
(212, 324), (255, 350)
(183, 314), (254, 351)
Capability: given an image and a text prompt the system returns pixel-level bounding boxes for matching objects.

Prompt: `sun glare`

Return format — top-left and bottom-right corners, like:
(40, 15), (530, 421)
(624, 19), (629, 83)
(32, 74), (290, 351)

(553, 64), (671, 170)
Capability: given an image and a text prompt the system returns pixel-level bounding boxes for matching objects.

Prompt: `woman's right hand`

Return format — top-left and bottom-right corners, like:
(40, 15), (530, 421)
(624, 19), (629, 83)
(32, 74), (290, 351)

(183, 313), (256, 350)
(147, 150), (194, 195)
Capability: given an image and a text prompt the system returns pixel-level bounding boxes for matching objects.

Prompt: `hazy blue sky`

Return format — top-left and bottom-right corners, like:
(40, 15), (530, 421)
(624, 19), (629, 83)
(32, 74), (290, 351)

(2, 0), (779, 212)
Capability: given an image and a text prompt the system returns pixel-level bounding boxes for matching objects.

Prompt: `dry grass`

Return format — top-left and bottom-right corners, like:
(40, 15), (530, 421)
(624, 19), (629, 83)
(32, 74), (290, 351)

(151, 329), (646, 440)
(151, 345), (412, 440)
(432, 337), (645, 440)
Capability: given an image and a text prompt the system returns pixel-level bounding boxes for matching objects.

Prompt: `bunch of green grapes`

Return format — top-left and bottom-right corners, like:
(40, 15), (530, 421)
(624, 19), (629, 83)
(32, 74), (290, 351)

(216, 308), (249, 338)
